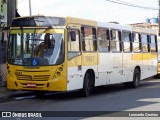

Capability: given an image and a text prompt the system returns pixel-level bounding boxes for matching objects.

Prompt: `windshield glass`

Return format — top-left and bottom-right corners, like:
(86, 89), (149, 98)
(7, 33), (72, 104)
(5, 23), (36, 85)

(8, 28), (64, 66)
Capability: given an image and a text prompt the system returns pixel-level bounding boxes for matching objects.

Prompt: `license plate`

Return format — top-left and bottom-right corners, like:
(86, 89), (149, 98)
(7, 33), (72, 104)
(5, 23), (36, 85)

(27, 83), (36, 87)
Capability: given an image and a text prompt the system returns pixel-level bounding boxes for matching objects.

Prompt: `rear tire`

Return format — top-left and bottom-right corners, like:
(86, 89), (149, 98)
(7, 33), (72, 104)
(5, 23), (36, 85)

(132, 69), (140, 88)
(124, 68), (140, 88)
(154, 74), (160, 79)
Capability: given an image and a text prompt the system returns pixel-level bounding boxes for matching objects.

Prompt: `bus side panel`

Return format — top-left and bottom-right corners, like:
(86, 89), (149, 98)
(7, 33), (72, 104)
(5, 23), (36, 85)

(67, 56), (84, 91)
(109, 53), (123, 84)
(81, 52), (98, 86)
(151, 53), (158, 76)
(131, 53), (143, 80)
(122, 53), (134, 82)
(97, 53), (111, 86)
(67, 52), (98, 91)
(142, 53), (158, 79)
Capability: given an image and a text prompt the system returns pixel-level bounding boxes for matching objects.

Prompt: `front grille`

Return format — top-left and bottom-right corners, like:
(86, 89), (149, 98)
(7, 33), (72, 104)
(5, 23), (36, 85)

(34, 75), (50, 81)
(16, 75), (50, 81)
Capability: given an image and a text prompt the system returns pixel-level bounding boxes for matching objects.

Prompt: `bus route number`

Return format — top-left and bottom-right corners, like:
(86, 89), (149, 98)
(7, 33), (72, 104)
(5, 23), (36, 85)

(15, 71), (22, 75)
(85, 56), (94, 62)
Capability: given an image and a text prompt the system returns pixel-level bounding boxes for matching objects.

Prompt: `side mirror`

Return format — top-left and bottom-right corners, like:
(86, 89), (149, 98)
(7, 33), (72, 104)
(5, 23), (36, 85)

(70, 31), (76, 41)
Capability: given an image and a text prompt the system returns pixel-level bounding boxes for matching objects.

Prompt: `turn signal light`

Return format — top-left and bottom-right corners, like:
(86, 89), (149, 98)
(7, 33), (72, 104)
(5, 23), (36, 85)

(57, 72), (61, 76)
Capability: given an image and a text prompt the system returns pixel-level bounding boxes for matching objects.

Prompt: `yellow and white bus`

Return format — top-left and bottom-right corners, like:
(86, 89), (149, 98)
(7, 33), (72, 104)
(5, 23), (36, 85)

(7, 16), (158, 96)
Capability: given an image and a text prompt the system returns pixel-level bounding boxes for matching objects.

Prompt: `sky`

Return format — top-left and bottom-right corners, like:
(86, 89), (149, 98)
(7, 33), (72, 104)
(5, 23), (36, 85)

(17, 0), (158, 24)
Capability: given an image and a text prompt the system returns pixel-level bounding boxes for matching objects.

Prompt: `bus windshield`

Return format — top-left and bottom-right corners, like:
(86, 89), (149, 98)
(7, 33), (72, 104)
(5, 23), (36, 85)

(7, 28), (64, 66)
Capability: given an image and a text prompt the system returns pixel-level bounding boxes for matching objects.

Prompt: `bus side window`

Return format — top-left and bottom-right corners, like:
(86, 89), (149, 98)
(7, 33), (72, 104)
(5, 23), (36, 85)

(81, 26), (97, 52)
(150, 35), (157, 53)
(68, 29), (80, 52)
(110, 29), (121, 52)
(132, 33), (141, 53)
(97, 27), (110, 52)
(122, 31), (132, 52)
(141, 34), (149, 53)
(68, 29), (80, 60)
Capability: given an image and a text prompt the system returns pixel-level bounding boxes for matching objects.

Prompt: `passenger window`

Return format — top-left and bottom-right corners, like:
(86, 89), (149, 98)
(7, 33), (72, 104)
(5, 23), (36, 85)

(97, 28), (110, 52)
(133, 33), (141, 53)
(81, 27), (97, 52)
(122, 31), (131, 52)
(150, 35), (157, 53)
(110, 30), (121, 52)
(141, 34), (149, 53)
(68, 30), (80, 52)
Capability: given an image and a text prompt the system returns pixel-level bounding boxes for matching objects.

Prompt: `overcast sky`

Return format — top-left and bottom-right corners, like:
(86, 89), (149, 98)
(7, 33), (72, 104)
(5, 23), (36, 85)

(17, 0), (158, 24)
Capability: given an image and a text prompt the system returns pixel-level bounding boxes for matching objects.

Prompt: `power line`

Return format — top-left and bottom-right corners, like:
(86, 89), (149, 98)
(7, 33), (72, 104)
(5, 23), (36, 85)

(105, 0), (158, 10)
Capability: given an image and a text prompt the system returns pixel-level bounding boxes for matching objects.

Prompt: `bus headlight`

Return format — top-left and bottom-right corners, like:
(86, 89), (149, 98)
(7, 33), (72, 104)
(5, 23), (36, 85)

(59, 67), (63, 71)
(57, 72), (61, 76)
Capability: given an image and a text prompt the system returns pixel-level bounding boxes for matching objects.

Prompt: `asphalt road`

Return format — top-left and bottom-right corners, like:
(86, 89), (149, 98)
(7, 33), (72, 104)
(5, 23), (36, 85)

(0, 78), (160, 120)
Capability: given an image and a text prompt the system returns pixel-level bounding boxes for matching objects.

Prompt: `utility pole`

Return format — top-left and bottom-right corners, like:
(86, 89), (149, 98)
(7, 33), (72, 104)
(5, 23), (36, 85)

(29, 0), (32, 16)
(7, 0), (16, 27)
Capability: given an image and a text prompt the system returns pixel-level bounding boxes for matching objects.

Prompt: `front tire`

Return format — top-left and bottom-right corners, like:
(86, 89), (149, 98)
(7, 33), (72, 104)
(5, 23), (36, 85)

(81, 72), (92, 97)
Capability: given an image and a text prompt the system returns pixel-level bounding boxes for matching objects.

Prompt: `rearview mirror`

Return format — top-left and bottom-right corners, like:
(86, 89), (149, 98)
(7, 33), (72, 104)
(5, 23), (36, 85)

(70, 31), (76, 41)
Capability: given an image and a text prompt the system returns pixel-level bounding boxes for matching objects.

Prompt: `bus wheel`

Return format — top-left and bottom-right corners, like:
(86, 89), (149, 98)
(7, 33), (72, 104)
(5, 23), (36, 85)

(154, 74), (160, 79)
(124, 68), (140, 88)
(81, 72), (92, 97)
(132, 68), (140, 88)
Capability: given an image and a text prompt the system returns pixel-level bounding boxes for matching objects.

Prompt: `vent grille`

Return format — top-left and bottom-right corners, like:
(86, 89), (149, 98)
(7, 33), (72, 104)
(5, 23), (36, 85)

(16, 75), (50, 81)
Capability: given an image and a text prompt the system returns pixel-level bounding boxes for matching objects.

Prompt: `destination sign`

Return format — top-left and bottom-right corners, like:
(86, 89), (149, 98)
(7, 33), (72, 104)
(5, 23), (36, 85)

(11, 16), (66, 27)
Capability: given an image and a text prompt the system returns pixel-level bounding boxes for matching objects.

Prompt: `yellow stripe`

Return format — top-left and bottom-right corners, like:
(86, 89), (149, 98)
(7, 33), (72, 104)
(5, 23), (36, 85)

(132, 53), (157, 60)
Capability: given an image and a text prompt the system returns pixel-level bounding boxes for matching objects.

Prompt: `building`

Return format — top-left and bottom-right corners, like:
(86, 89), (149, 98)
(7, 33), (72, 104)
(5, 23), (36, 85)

(0, 0), (17, 86)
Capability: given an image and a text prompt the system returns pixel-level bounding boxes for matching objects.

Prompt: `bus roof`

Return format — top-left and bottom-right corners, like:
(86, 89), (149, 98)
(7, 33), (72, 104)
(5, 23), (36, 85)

(132, 27), (157, 35)
(11, 15), (158, 35)
(98, 22), (132, 31)
(66, 16), (97, 26)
